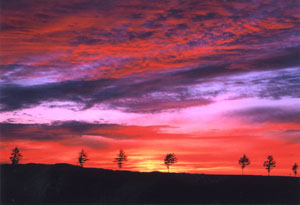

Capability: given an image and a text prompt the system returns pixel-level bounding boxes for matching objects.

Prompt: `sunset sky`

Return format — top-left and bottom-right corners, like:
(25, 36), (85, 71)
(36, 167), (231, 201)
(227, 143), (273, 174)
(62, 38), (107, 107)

(1, 0), (300, 176)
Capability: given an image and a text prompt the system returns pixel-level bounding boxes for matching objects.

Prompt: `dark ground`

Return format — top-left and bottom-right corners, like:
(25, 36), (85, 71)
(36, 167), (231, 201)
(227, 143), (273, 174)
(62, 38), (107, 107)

(1, 163), (299, 204)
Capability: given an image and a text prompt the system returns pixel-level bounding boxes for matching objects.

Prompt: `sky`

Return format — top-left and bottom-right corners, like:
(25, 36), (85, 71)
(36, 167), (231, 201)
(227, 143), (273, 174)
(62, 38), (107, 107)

(0, 0), (300, 176)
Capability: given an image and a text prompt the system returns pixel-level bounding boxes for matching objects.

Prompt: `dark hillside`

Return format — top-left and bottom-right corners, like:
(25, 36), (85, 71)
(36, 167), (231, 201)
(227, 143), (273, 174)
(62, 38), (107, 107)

(1, 164), (299, 204)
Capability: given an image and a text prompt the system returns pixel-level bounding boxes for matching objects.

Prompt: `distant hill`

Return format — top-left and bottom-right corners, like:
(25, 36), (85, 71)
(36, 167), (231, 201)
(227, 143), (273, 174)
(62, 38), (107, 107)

(1, 163), (299, 204)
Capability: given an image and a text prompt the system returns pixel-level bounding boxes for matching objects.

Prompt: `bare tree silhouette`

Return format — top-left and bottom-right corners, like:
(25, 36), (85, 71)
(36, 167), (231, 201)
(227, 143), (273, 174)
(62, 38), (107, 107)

(114, 149), (128, 169)
(239, 154), (250, 175)
(263, 155), (276, 176)
(10, 147), (23, 164)
(292, 163), (298, 176)
(164, 153), (178, 173)
(78, 149), (89, 167)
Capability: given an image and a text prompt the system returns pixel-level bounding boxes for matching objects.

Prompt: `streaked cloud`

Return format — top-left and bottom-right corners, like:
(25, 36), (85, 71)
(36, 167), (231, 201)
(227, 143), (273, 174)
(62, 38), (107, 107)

(227, 106), (300, 123)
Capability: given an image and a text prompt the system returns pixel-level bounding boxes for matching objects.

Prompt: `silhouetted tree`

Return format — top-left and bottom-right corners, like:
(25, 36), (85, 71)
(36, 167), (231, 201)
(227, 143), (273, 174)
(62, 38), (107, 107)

(114, 149), (128, 169)
(292, 163), (298, 176)
(263, 155), (276, 176)
(164, 153), (178, 173)
(10, 147), (23, 164)
(78, 149), (89, 167)
(239, 154), (250, 175)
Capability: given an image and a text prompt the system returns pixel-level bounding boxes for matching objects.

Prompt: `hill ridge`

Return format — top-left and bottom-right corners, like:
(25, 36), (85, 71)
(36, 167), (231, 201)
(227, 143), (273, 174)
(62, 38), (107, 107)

(1, 163), (299, 204)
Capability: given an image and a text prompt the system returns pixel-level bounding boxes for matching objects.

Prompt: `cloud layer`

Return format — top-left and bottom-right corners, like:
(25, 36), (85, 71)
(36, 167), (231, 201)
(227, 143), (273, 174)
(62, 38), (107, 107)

(1, 0), (300, 113)
(1, 66), (299, 112)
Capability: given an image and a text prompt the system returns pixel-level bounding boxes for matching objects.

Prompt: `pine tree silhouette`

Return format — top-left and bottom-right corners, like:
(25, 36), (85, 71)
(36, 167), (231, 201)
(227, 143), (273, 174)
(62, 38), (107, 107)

(263, 155), (276, 176)
(164, 153), (178, 173)
(292, 163), (298, 176)
(114, 149), (128, 169)
(78, 149), (89, 167)
(239, 154), (250, 175)
(10, 147), (23, 164)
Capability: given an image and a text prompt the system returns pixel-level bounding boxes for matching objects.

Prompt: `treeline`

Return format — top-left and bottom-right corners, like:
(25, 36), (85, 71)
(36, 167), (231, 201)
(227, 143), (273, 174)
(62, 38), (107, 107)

(9, 147), (299, 176)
